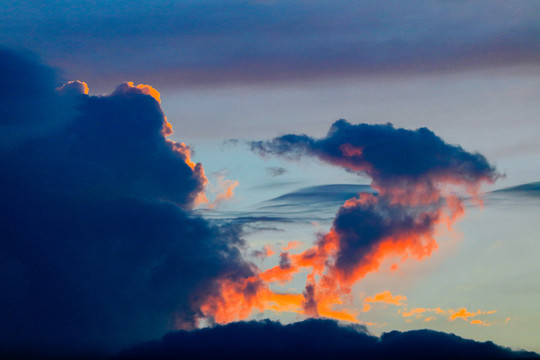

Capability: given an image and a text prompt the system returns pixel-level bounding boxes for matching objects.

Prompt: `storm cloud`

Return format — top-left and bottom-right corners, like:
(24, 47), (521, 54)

(251, 120), (498, 193)
(0, 48), (254, 356)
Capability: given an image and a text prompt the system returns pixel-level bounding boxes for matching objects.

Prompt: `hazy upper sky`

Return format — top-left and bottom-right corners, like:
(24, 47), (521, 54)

(1, 0), (539, 357)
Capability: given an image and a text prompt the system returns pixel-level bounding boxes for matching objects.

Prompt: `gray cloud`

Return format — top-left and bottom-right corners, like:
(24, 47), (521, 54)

(2, 1), (538, 88)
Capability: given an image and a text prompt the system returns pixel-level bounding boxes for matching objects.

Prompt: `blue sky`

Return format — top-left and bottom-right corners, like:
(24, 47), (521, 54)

(1, 0), (539, 357)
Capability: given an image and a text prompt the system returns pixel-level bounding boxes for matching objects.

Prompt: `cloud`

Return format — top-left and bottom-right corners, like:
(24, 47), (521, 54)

(397, 306), (497, 327)
(56, 80), (89, 95)
(117, 318), (539, 360)
(0, 48), (255, 356)
(251, 120), (499, 194)
(401, 307), (445, 319)
(2, 2), (538, 87)
(202, 173), (240, 209)
(364, 291), (407, 306)
(251, 245), (274, 260)
(449, 308), (497, 322)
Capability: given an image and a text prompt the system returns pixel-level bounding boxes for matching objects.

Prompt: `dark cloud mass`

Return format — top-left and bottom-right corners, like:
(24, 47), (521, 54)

(118, 319), (539, 360)
(251, 120), (499, 191)
(0, 48), (254, 356)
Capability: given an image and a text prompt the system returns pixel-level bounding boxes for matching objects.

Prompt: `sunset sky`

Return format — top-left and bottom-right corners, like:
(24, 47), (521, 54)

(1, 1), (539, 358)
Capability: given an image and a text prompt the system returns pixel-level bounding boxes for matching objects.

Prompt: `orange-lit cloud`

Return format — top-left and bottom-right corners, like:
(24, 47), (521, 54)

(192, 172), (239, 210)
(402, 307), (438, 318)
(449, 308), (496, 321)
(131, 82), (161, 103)
(56, 80), (89, 95)
(166, 141), (208, 207)
(112, 81), (162, 103)
(282, 241), (302, 252)
(364, 291), (407, 306)
(397, 306), (498, 326)
(208, 177), (239, 209)
(470, 319), (491, 326)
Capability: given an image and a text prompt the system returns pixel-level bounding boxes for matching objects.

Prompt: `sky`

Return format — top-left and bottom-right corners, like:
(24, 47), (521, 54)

(1, 1), (540, 358)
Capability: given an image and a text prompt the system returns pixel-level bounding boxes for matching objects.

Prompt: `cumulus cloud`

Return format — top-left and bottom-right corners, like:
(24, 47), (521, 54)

(251, 120), (499, 195)
(117, 318), (539, 360)
(0, 48), (255, 356)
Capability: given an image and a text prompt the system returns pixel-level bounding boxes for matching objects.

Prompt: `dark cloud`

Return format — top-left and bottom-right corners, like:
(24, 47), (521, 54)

(118, 318), (539, 360)
(0, 48), (254, 356)
(332, 195), (437, 273)
(302, 285), (319, 318)
(278, 252), (291, 269)
(251, 120), (499, 191)
(1, 1), (538, 87)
